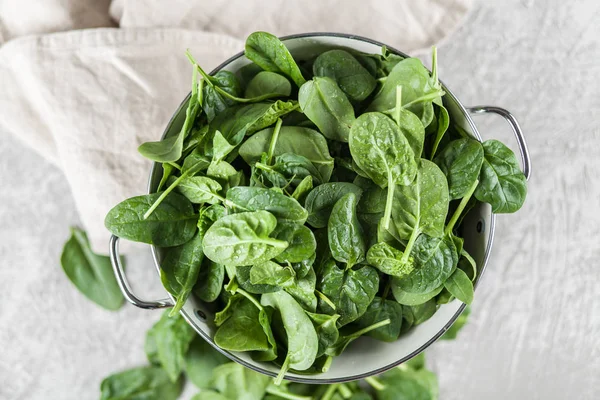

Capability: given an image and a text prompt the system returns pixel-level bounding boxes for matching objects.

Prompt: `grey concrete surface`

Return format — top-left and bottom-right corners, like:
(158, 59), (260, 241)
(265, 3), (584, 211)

(1, 0), (598, 398)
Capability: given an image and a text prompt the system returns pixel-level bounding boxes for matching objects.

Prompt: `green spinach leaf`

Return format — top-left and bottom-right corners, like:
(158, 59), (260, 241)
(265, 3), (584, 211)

(100, 366), (184, 400)
(245, 71), (292, 98)
(328, 192), (366, 268)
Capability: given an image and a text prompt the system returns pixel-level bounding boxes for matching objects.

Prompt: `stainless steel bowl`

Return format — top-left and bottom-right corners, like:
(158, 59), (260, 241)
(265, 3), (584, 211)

(109, 33), (532, 384)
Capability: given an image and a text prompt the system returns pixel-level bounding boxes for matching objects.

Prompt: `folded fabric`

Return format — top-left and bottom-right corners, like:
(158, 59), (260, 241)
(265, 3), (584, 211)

(0, 28), (243, 252)
(111, 0), (474, 53)
(0, 0), (115, 44)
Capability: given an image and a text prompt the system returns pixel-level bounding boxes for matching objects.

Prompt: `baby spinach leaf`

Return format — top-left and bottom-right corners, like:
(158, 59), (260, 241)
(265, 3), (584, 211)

(104, 192), (197, 247)
(291, 175), (313, 203)
(272, 222), (316, 263)
(145, 311), (196, 382)
(235, 265), (280, 294)
(377, 363), (438, 400)
(208, 101), (298, 153)
(395, 233), (458, 294)
(160, 232), (204, 315)
(226, 186), (308, 223)
(306, 312), (340, 357)
(60, 227), (124, 311)
(240, 126), (335, 182)
(434, 138), (484, 200)
(261, 291), (319, 381)
(313, 49), (377, 101)
(201, 70), (242, 122)
(367, 58), (439, 127)
(328, 192), (366, 268)
(298, 76), (355, 142)
(305, 182), (363, 228)
(351, 297), (403, 342)
(214, 297), (271, 352)
(210, 362), (271, 400)
(405, 299), (437, 326)
(250, 260), (295, 287)
(429, 104), (450, 159)
(245, 71), (292, 98)
(203, 210), (288, 266)
(245, 31), (306, 87)
(175, 176), (223, 204)
(284, 265), (318, 312)
(256, 153), (324, 186)
(193, 258), (224, 303)
(366, 242), (414, 278)
(349, 112), (417, 229)
(291, 253), (315, 279)
(443, 268), (473, 304)
(474, 139), (527, 213)
(184, 335), (228, 390)
(317, 261), (379, 326)
(394, 107), (427, 159)
(100, 366), (184, 400)
(391, 284), (444, 306)
(391, 159), (449, 241)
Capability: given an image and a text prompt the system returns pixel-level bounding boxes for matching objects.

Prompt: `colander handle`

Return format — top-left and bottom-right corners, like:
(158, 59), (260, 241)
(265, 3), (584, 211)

(109, 235), (174, 309)
(468, 106), (532, 180)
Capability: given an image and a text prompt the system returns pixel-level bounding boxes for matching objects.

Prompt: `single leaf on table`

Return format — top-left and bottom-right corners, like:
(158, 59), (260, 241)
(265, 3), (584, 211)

(313, 49), (377, 101)
(273, 222), (316, 263)
(144, 311), (196, 382)
(298, 76), (355, 142)
(351, 296), (403, 342)
(317, 260), (379, 326)
(305, 182), (363, 228)
(60, 227), (124, 311)
(193, 258), (225, 303)
(226, 186), (308, 224)
(434, 138), (484, 199)
(394, 233), (458, 294)
(240, 125), (335, 182)
(245, 71), (292, 98)
(366, 242), (414, 278)
(203, 211), (289, 267)
(209, 362), (271, 400)
(160, 232), (204, 315)
(245, 31), (306, 87)
(185, 335), (228, 390)
(328, 192), (366, 268)
(261, 290), (319, 379)
(104, 192), (197, 247)
(443, 268), (474, 304)
(100, 366), (184, 400)
(474, 139), (527, 213)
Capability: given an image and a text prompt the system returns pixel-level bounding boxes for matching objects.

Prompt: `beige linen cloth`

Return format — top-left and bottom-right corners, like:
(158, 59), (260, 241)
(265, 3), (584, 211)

(0, 0), (473, 253)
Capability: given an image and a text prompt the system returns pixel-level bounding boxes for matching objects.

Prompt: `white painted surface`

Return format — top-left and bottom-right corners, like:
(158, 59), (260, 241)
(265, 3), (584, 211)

(0, 0), (599, 399)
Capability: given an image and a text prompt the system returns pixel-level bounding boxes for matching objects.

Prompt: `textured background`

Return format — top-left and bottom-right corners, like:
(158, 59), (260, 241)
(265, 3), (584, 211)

(1, 0), (599, 399)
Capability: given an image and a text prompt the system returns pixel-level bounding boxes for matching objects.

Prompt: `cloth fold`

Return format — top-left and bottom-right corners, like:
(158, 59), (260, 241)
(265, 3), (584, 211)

(0, 0), (473, 253)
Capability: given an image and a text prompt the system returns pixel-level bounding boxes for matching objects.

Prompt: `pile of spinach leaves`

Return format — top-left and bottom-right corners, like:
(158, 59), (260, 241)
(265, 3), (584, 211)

(98, 31), (527, 381)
